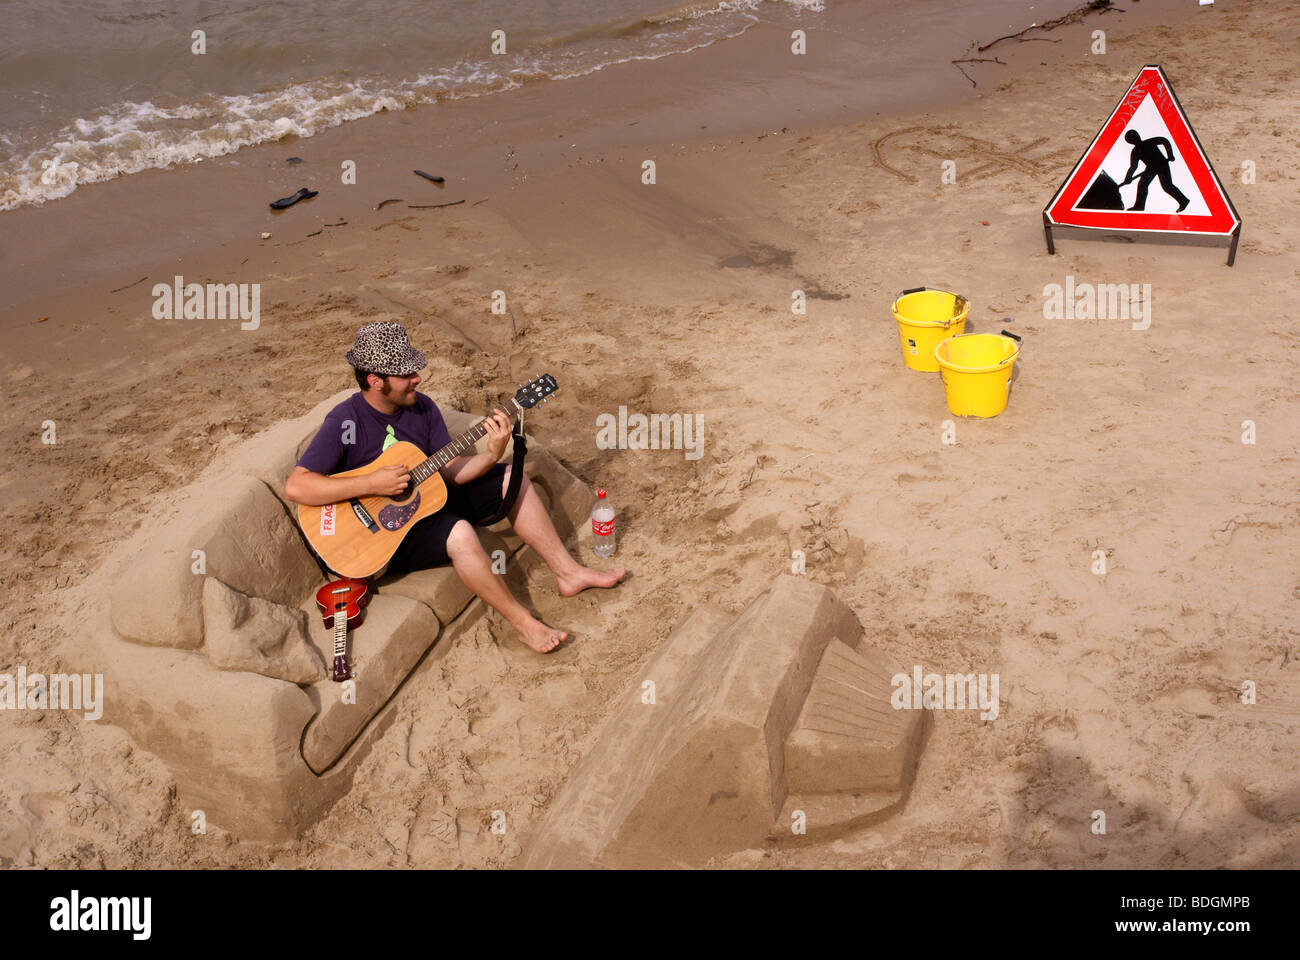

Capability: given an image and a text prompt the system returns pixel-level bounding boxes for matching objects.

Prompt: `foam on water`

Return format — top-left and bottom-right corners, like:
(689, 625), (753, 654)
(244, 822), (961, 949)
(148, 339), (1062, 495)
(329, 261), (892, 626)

(0, 0), (822, 212)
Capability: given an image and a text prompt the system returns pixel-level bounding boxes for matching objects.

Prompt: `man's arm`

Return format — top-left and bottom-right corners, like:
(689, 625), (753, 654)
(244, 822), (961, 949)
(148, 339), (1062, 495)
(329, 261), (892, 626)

(284, 464), (409, 505)
(439, 453), (496, 486)
(1122, 150), (1140, 183)
(438, 409), (512, 486)
(1153, 136), (1175, 161)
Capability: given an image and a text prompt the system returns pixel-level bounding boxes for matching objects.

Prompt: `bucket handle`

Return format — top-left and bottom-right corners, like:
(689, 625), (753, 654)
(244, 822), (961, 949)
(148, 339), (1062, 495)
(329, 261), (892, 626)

(999, 327), (1022, 366)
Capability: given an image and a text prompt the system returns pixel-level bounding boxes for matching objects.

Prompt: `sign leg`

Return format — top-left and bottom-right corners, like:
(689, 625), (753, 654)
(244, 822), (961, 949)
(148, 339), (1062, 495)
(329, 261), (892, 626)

(1226, 226), (1240, 267)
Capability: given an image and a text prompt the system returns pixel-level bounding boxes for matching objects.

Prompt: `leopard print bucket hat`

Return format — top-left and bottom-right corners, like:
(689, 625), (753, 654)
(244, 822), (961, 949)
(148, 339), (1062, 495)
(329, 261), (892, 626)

(345, 321), (428, 376)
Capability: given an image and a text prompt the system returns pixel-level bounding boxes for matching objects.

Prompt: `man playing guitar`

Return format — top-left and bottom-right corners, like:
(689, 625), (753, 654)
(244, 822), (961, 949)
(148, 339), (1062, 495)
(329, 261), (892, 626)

(284, 321), (625, 652)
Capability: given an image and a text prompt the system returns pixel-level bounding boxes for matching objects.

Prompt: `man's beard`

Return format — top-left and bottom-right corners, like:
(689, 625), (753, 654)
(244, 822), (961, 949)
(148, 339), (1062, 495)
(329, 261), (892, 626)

(380, 379), (413, 403)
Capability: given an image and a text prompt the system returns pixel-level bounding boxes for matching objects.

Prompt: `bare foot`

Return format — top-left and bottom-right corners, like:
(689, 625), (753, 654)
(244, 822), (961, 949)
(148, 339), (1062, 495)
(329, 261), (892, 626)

(514, 616), (567, 653)
(556, 564), (627, 598)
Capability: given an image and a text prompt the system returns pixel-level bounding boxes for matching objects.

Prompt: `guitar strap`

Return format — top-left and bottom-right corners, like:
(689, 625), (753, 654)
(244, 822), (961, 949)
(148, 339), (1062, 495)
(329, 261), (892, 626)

(478, 418), (528, 526)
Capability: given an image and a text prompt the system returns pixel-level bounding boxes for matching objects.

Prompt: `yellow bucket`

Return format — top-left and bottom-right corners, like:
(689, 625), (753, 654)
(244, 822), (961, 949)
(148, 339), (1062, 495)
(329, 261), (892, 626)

(935, 330), (1022, 418)
(892, 287), (970, 372)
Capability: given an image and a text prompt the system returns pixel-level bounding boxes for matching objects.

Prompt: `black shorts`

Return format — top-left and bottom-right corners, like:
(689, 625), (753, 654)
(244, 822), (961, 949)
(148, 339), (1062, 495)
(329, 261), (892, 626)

(387, 464), (509, 574)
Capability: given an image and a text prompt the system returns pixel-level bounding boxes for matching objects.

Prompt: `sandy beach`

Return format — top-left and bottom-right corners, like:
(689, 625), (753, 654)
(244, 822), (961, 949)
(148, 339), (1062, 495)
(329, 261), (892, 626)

(2, 0), (1298, 870)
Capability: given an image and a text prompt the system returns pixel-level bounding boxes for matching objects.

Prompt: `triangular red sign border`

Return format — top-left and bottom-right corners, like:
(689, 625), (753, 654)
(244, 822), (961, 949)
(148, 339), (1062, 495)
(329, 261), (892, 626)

(1044, 64), (1240, 238)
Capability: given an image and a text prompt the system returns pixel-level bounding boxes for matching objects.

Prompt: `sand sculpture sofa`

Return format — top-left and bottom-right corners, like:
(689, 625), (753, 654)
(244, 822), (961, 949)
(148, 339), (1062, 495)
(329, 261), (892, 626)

(83, 390), (594, 840)
(524, 575), (929, 867)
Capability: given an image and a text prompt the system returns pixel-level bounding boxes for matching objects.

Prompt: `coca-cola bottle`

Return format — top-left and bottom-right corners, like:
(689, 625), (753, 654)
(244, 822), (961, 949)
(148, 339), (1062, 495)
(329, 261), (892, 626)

(591, 488), (615, 558)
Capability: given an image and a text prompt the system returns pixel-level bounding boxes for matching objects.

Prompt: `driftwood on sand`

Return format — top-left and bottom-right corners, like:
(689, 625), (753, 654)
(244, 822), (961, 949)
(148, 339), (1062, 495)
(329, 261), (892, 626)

(953, 1), (1123, 86)
(978, 0), (1122, 53)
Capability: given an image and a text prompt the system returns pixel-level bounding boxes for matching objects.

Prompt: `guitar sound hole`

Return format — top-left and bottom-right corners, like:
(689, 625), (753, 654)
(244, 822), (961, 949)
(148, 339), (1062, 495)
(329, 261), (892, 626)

(389, 486), (414, 504)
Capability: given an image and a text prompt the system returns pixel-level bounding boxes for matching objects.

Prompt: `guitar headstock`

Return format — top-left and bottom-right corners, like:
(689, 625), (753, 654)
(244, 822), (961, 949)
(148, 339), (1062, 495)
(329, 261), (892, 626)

(514, 373), (558, 410)
(333, 654), (351, 682)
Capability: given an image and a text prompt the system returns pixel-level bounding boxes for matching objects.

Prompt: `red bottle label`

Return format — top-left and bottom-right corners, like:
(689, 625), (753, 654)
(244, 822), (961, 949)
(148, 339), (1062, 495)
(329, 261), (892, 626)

(592, 517), (614, 536)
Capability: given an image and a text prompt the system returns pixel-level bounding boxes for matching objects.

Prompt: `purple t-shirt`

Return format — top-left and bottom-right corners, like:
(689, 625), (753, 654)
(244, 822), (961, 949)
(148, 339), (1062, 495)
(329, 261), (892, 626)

(297, 392), (454, 475)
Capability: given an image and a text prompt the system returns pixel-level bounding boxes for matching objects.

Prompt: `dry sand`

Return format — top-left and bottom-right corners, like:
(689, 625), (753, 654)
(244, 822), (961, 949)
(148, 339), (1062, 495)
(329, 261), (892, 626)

(1, 0), (1298, 868)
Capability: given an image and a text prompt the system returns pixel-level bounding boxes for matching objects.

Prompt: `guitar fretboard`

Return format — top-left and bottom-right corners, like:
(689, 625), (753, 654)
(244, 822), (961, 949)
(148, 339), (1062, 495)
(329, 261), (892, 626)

(407, 398), (521, 487)
(332, 595), (348, 658)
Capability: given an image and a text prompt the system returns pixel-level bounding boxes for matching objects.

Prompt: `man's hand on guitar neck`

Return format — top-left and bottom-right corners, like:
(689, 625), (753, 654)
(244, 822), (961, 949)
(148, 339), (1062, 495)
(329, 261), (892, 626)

(483, 408), (512, 461)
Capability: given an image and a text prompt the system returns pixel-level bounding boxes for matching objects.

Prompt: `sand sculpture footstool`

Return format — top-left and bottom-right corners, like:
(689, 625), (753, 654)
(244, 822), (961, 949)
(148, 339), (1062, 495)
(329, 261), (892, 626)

(82, 390), (594, 840)
(524, 575), (928, 867)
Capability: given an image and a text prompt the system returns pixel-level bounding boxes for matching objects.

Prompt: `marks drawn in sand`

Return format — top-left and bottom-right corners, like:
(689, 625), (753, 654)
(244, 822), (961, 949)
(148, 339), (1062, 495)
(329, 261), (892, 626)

(872, 126), (1077, 184)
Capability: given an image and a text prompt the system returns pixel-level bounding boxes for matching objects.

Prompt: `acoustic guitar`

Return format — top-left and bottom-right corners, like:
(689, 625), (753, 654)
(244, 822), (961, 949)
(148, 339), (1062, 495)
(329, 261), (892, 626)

(297, 374), (558, 578)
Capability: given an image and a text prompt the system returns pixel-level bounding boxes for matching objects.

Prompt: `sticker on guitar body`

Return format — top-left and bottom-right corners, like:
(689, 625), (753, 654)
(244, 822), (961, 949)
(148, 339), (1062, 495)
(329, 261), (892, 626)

(320, 503), (336, 536)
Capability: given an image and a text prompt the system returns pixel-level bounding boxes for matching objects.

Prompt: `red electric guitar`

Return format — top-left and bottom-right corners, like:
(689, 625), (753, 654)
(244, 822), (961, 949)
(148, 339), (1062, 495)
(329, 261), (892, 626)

(315, 578), (369, 682)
